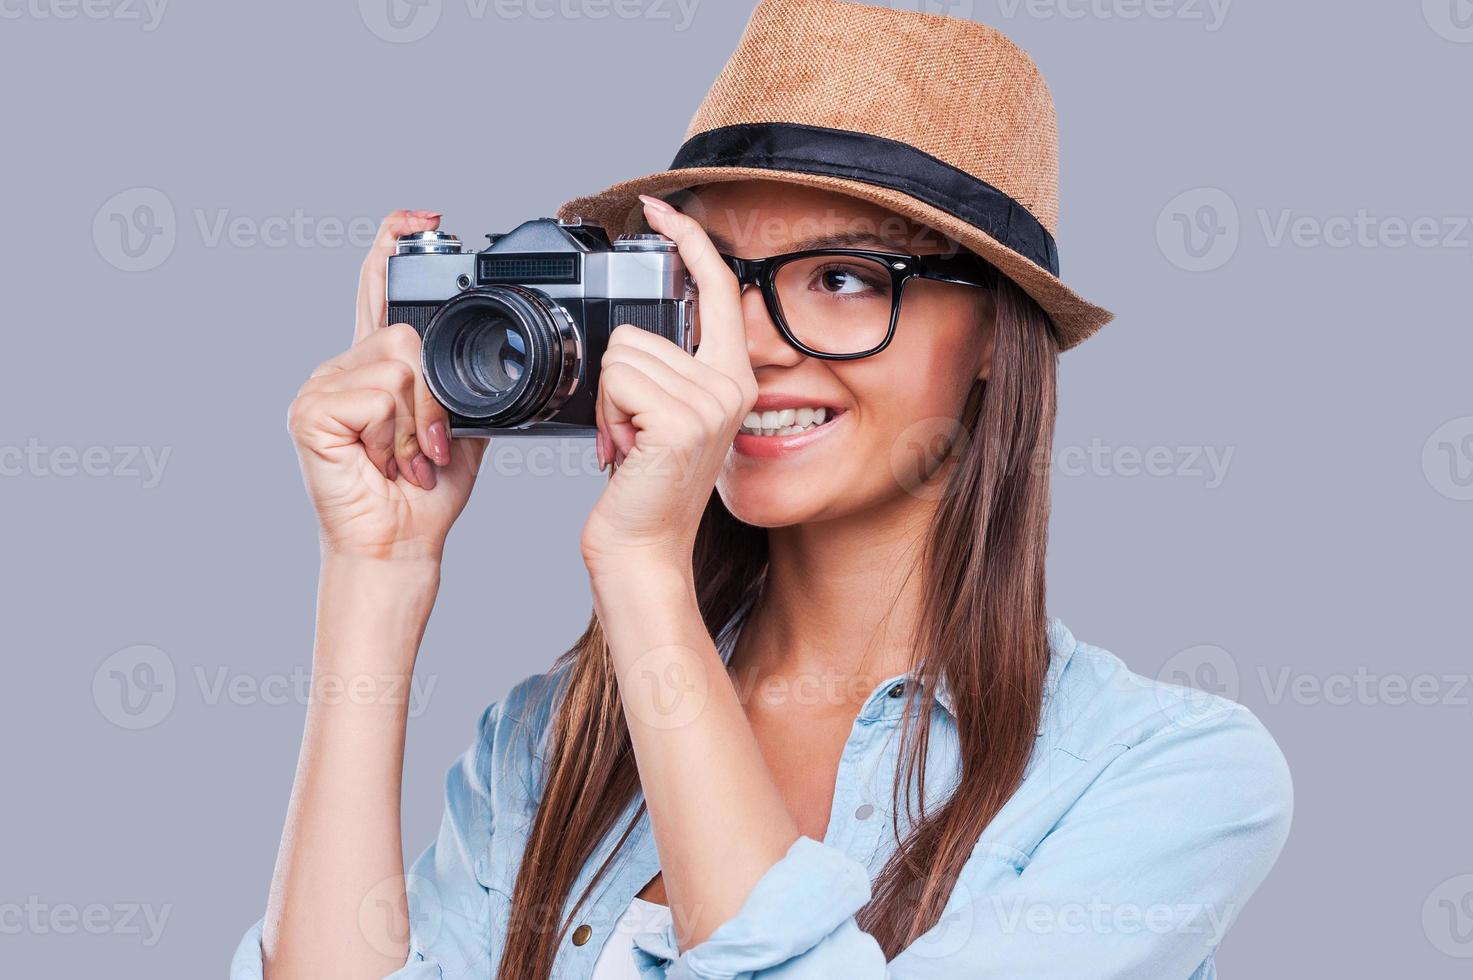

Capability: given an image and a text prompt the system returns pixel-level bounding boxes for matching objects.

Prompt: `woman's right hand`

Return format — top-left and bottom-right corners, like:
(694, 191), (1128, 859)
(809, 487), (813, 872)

(288, 210), (488, 563)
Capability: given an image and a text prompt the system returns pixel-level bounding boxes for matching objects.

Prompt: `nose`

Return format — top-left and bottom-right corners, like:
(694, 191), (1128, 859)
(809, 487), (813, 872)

(738, 282), (804, 369)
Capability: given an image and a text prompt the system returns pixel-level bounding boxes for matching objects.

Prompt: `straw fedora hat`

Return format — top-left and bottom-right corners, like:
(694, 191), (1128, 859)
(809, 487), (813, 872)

(555, 0), (1112, 351)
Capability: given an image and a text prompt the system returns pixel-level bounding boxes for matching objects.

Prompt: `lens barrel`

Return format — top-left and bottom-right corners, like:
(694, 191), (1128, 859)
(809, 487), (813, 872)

(419, 286), (580, 426)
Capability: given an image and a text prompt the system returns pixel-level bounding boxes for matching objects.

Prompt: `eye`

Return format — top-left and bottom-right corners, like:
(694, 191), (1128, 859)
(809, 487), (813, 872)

(809, 263), (889, 299)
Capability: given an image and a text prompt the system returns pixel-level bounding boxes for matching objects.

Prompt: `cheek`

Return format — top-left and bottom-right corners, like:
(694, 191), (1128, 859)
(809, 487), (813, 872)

(715, 295), (987, 524)
(849, 311), (983, 433)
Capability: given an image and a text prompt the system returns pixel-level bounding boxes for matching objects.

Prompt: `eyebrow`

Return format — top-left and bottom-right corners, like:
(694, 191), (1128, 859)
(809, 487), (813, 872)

(703, 229), (910, 254)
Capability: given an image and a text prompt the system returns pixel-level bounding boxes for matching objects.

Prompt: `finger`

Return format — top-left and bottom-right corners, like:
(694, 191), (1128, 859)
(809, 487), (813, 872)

(314, 320), (420, 376)
(637, 197), (746, 372)
(606, 322), (706, 378)
(354, 210), (442, 344)
(607, 322), (752, 418)
(601, 345), (726, 432)
(407, 350), (452, 469)
(293, 388), (398, 478)
(300, 358), (428, 488)
(593, 383), (609, 472)
(598, 360), (695, 464)
(596, 365), (637, 466)
(311, 324), (451, 471)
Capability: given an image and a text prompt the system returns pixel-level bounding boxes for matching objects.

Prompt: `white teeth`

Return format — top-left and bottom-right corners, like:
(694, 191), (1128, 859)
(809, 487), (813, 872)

(738, 406), (839, 437)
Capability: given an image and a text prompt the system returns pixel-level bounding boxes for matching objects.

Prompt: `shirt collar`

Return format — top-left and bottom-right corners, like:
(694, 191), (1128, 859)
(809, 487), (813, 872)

(926, 617), (1074, 721)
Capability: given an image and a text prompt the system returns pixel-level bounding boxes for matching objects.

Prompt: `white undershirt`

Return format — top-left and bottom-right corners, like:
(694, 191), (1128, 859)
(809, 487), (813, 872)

(589, 896), (674, 980)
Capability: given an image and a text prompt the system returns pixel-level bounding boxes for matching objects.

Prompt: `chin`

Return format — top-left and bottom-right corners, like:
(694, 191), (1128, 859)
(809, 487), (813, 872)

(716, 462), (842, 528)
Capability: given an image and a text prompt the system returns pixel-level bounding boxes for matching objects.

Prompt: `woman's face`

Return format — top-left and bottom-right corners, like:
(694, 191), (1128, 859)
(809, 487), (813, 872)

(684, 179), (997, 528)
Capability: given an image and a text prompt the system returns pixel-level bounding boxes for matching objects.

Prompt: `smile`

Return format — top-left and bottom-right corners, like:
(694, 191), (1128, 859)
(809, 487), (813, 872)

(732, 406), (847, 458)
(738, 406), (838, 437)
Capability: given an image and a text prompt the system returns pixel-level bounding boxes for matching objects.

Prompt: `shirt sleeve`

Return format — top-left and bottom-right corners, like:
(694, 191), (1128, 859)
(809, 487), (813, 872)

(229, 700), (506, 980)
(632, 700), (1292, 980)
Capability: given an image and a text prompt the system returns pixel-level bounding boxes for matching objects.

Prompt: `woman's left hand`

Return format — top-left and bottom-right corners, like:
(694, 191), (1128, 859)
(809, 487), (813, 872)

(580, 196), (757, 578)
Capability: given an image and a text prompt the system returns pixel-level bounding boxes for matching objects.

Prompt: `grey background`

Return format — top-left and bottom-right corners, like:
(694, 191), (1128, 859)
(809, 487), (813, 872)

(2, 0), (1469, 976)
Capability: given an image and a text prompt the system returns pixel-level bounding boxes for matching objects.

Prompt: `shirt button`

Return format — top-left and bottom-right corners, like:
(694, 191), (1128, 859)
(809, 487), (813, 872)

(887, 682), (906, 698)
(572, 924), (593, 946)
(855, 803), (875, 820)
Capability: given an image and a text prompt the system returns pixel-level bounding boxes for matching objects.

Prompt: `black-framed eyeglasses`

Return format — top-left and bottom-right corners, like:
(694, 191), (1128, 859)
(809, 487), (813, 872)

(717, 247), (999, 360)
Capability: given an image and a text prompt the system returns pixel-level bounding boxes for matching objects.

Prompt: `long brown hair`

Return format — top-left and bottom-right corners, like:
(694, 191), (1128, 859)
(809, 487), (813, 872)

(495, 276), (1058, 977)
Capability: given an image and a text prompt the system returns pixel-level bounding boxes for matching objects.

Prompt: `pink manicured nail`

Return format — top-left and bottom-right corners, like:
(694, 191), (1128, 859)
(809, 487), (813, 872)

(411, 453), (437, 490)
(638, 194), (674, 213)
(427, 421), (450, 465)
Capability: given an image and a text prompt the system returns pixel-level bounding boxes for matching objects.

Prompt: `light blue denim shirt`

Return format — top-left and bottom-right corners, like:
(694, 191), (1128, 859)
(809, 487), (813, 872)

(232, 618), (1292, 979)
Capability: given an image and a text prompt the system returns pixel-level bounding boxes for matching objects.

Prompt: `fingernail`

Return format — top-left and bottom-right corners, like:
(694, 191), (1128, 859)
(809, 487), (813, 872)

(386, 458), (399, 481)
(411, 453), (437, 490)
(427, 421), (450, 465)
(638, 194), (674, 214)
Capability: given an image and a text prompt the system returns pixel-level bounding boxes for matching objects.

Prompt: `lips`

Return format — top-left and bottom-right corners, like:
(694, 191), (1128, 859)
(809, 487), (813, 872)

(732, 405), (847, 458)
(740, 405), (835, 437)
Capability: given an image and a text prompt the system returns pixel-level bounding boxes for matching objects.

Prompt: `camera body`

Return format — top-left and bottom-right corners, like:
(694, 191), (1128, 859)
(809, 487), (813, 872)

(387, 216), (694, 436)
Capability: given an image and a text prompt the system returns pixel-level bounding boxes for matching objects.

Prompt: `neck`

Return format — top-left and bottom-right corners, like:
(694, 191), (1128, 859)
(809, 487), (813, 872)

(733, 492), (938, 704)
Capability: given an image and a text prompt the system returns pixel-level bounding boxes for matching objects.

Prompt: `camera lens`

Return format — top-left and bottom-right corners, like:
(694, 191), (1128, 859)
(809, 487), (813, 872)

(455, 318), (526, 397)
(420, 286), (579, 426)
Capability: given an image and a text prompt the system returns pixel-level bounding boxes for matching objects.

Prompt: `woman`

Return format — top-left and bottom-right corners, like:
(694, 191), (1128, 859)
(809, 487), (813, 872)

(233, 1), (1292, 977)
